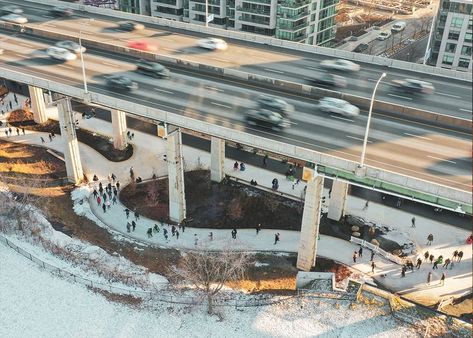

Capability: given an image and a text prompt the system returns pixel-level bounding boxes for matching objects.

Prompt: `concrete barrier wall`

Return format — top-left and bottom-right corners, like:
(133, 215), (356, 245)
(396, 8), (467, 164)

(7, 22), (471, 131)
(1, 67), (470, 205)
(25, 0), (472, 82)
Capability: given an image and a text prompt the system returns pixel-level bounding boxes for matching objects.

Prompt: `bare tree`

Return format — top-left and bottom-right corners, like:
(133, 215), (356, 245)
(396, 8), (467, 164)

(172, 249), (253, 314)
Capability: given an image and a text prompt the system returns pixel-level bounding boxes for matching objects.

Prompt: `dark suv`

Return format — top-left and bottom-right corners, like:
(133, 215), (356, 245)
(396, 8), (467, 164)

(353, 43), (369, 53)
(136, 60), (170, 78)
(246, 109), (290, 131)
(105, 75), (138, 91)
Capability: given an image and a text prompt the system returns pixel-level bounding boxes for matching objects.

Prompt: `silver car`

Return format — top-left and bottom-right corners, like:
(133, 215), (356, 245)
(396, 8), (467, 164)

(319, 97), (360, 117)
(55, 40), (86, 54)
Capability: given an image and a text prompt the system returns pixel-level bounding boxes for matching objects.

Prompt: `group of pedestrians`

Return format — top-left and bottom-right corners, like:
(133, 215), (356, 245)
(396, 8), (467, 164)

(233, 161), (246, 171)
(93, 177), (120, 214)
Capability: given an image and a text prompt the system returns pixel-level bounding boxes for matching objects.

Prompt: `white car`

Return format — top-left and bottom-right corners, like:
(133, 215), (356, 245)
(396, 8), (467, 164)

(320, 59), (360, 72)
(377, 31), (391, 40)
(391, 21), (406, 33)
(1, 14), (28, 24)
(55, 40), (86, 54)
(319, 97), (360, 117)
(1, 5), (23, 15)
(46, 46), (77, 61)
(197, 38), (228, 51)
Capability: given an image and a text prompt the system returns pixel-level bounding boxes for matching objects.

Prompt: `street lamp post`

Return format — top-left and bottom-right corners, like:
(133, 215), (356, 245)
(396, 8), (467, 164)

(359, 72), (386, 168)
(79, 31), (88, 94)
(205, 0), (209, 28)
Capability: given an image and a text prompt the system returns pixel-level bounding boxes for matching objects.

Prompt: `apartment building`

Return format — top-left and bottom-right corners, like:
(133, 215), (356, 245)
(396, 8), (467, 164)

(148, 0), (339, 46)
(428, 0), (472, 72)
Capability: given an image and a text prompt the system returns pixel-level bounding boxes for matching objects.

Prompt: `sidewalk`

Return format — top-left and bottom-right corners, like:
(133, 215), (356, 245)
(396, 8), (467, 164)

(0, 93), (471, 304)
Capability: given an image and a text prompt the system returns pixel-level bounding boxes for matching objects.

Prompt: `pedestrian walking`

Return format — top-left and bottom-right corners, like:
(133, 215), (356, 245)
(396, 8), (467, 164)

(134, 211), (140, 221)
(427, 234), (434, 245)
(453, 250), (458, 261)
(127, 131), (131, 140)
(429, 254), (434, 264)
(40, 136), (45, 143)
(256, 223), (261, 235)
(371, 261), (376, 273)
(48, 134), (52, 142)
(153, 224), (159, 233)
(131, 133), (134, 139)
(106, 200), (111, 210)
(111, 173), (116, 183)
(353, 251), (358, 263)
(233, 161), (239, 171)
(16, 128), (19, 135)
(93, 189), (98, 198)
(147, 228), (153, 238)
(171, 225), (176, 236)
(370, 250), (375, 262)
(240, 162), (245, 171)
(231, 228), (237, 239)
(263, 154), (268, 167)
(102, 193), (107, 201)
(112, 195), (117, 204)
(102, 203), (106, 213)
(129, 166), (134, 179)
(164, 230), (168, 241)
(433, 259), (440, 270)
(458, 251), (463, 262)
(209, 232), (213, 241)
(132, 221), (136, 232)
(21, 127), (25, 135)
(9, 101), (12, 110)
(401, 265), (406, 277)
(97, 196), (101, 206)
(194, 234), (198, 246)
(116, 181), (120, 190)
(449, 260), (455, 270)
(124, 208), (130, 218)
(396, 198), (402, 208)
(406, 260), (414, 271)
(440, 272), (446, 286)
(427, 272), (432, 284)
(13, 93), (17, 104)
(126, 222), (131, 233)
(51, 131), (55, 138)
(416, 258), (422, 269)
(424, 251), (429, 260)
(363, 200), (369, 211)
(176, 230), (179, 239)
(358, 247), (363, 258)
(274, 233), (280, 245)
(443, 258), (451, 269)
(411, 217), (416, 228)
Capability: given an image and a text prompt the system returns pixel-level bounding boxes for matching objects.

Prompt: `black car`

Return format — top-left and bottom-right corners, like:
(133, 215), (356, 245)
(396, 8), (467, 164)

(256, 95), (294, 116)
(310, 73), (347, 88)
(136, 60), (170, 78)
(117, 21), (145, 31)
(49, 6), (73, 17)
(105, 75), (138, 91)
(246, 109), (290, 131)
(353, 43), (369, 53)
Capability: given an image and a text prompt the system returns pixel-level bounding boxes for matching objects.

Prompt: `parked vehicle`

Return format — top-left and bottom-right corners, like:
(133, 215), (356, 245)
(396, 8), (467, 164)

(377, 31), (392, 40)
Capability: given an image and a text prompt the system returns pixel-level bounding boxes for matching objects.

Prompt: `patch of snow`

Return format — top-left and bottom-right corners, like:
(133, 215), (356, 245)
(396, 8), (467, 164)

(254, 261), (269, 267)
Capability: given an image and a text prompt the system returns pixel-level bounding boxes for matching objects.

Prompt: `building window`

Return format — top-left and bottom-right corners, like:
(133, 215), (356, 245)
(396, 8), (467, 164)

(461, 46), (472, 56)
(447, 30), (460, 40)
(450, 17), (464, 28)
(445, 43), (456, 53)
(458, 58), (470, 68)
(442, 55), (454, 65)
(465, 32), (472, 43)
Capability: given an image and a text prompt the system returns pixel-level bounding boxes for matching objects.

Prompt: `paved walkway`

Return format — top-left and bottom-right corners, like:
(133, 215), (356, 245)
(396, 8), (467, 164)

(0, 92), (471, 304)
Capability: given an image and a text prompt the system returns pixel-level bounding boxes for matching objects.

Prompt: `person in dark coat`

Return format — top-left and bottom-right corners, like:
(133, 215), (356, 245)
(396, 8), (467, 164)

(416, 258), (422, 269)
(458, 251), (463, 262)
(124, 208), (130, 218)
(358, 247), (363, 258)
(102, 203), (106, 213)
(256, 223), (261, 235)
(274, 233), (280, 245)
(424, 251), (429, 260)
(427, 272), (432, 284)
(147, 228), (153, 238)
(429, 254), (435, 264)
(131, 221), (136, 232)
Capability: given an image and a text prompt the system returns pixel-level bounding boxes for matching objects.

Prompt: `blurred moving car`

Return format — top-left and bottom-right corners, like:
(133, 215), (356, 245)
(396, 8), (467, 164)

(353, 43), (369, 53)
(377, 31), (391, 40)
(117, 21), (145, 31)
(320, 59), (360, 72)
(46, 46), (77, 61)
(197, 38), (228, 51)
(391, 21), (406, 33)
(49, 6), (73, 17)
(391, 79), (435, 95)
(256, 95), (294, 116)
(105, 75), (138, 91)
(319, 97), (360, 117)
(246, 109), (290, 131)
(1, 5), (23, 15)
(55, 40), (86, 54)
(136, 60), (170, 78)
(127, 40), (158, 52)
(1, 14), (28, 24)
(310, 73), (347, 88)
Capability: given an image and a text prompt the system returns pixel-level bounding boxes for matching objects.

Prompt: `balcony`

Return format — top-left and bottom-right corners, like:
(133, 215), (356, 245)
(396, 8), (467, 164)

(153, 0), (177, 5)
(277, 9), (308, 20)
(236, 6), (271, 16)
(277, 21), (308, 31)
(238, 15), (270, 25)
(241, 0), (272, 5)
(190, 0), (221, 5)
(279, 0), (310, 9)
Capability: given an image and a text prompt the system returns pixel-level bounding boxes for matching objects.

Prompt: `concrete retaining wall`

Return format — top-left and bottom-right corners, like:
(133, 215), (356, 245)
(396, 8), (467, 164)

(6, 22), (471, 131)
(25, 0), (473, 82)
(1, 66), (470, 205)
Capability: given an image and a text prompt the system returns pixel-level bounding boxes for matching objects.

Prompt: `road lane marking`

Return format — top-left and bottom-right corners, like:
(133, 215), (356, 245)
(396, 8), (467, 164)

(403, 132), (432, 141)
(101, 62), (118, 67)
(387, 93), (412, 100)
(204, 86), (224, 92)
(57, 64), (74, 70)
(437, 92), (461, 99)
(153, 88), (174, 94)
(459, 108), (472, 113)
(427, 155), (456, 164)
(17, 43), (32, 47)
(330, 115), (354, 123)
(211, 57), (228, 63)
(210, 102), (231, 109)
(263, 68), (285, 74)
(347, 135), (372, 143)
(307, 66), (319, 71)
(162, 47), (176, 52)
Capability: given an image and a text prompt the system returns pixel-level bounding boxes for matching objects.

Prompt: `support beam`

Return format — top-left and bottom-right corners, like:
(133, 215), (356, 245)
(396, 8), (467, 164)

(111, 109), (128, 150)
(57, 98), (83, 185)
(166, 129), (186, 222)
(327, 181), (349, 221)
(28, 85), (47, 124)
(297, 173), (324, 271)
(210, 137), (225, 182)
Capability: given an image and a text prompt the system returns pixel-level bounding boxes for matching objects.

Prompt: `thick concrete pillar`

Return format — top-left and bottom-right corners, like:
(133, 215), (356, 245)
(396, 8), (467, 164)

(167, 129), (186, 222)
(210, 137), (225, 182)
(28, 85), (47, 124)
(57, 98), (83, 185)
(327, 181), (349, 221)
(111, 109), (128, 150)
(297, 173), (324, 271)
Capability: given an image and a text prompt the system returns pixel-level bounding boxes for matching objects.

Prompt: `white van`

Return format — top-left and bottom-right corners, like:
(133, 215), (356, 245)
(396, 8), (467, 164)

(391, 21), (406, 32)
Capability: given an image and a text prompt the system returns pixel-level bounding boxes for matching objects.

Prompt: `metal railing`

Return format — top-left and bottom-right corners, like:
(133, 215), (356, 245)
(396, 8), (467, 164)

(350, 236), (404, 265)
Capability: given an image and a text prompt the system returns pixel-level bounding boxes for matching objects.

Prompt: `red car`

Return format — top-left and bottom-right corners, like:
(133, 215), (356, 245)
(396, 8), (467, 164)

(127, 40), (158, 52)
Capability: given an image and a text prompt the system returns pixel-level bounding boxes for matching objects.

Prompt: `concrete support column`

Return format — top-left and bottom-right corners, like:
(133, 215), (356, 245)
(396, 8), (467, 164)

(111, 109), (128, 150)
(167, 129), (186, 222)
(297, 173), (324, 271)
(327, 181), (349, 221)
(210, 137), (225, 182)
(28, 85), (47, 124)
(57, 98), (83, 185)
